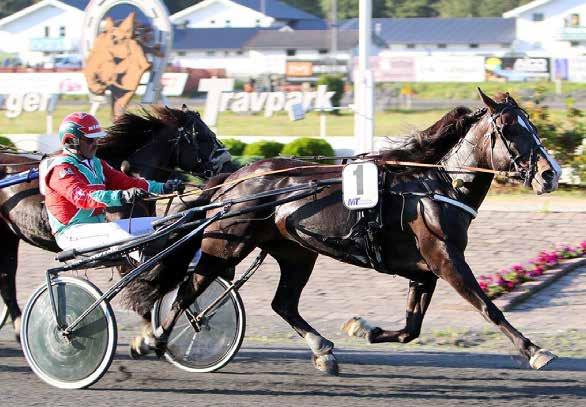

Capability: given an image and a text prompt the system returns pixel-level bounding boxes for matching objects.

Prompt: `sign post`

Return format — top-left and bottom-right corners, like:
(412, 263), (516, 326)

(353, 0), (374, 154)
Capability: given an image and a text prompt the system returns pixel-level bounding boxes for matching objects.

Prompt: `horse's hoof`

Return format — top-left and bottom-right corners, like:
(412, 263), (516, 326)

(129, 336), (152, 360)
(530, 349), (558, 370)
(341, 317), (373, 341)
(312, 353), (339, 376)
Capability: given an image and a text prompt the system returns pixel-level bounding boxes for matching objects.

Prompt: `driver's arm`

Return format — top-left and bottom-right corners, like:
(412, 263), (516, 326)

(101, 160), (164, 194)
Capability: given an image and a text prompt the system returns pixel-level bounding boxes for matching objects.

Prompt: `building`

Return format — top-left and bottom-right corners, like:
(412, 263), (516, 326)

(0, 0), (86, 65)
(504, 0), (586, 57)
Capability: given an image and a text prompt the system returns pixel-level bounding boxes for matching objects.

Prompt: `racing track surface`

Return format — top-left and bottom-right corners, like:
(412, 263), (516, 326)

(1, 338), (585, 406)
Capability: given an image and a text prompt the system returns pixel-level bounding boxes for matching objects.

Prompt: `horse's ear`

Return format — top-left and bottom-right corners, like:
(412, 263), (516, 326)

(101, 17), (114, 33)
(119, 12), (135, 36)
(181, 104), (188, 112)
(505, 92), (519, 106)
(478, 88), (499, 114)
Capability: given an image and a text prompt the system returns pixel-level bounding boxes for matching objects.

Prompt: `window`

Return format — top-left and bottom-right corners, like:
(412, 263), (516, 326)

(437, 43), (447, 48)
(318, 49), (328, 54)
(571, 41), (581, 47)
(59, 26), (66, 37)
(255, 19), (261, 27)
(501, 43), (511, 48)
(210, 19), (215, 24)
(206, 50), (216, 56)
(406, 44), (415, 49)
(469, 43), (479, 48)
(44, 26), (49, 37)
(532, 13), (544, 22)
(224, 51), (231, 56)
(225, 19), (231, 27)
(236, 50), (244, 55)
(286, 49), (296, 56)
(177, 51), (186, 56)
(570, 13), (580, 27)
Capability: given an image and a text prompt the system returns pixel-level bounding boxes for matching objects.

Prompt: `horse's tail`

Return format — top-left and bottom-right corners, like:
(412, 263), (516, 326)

(121, 172), (233, 315)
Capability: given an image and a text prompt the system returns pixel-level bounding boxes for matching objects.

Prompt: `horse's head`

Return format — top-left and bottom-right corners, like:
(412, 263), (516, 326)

(170, 104), (232, 178)
(477, 88), (561, 194)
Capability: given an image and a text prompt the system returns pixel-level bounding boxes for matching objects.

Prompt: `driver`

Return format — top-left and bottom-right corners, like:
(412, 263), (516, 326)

(43, 112), (183, 252)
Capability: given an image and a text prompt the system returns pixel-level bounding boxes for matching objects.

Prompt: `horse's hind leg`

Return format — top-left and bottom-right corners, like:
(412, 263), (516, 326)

(267, 242), (339, 375)
(422, 238), (555, 369)
(343, 275), (437, 344)
(154, 253), (226, 352)
(0, 229), (21, 342)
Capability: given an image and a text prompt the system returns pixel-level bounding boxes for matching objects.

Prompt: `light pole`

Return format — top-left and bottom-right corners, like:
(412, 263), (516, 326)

(353, 0), (374, 154)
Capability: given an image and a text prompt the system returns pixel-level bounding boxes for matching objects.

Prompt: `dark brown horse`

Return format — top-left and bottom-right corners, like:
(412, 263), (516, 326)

(0, 105), (235, 340)
(143, 89), (561, 374)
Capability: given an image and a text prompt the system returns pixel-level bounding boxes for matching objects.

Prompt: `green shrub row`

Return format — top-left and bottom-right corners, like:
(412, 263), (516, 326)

(221, 137), (334, 159)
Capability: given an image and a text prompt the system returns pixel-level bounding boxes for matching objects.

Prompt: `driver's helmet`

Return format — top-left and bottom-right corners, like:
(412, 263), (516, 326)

(58, 112), (106, 146)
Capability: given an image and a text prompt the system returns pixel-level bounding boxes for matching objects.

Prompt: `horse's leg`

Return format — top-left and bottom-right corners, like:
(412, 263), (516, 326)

(154, 253), (225, 353)
(422, 238), (555, 369)
(129, 311), (156, 359)
(0, 229), (21, 342)
(342, 275), (437, 344)
(268, 243), (339, 375)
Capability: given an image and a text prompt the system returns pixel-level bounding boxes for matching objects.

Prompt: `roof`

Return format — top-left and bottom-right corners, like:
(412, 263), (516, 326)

(231, 0), (319, 20)
(503, 0), (552, 18)
(171, 0), (320, 23)
(340, 17), (516, 44)
(289, 19), (329, 30)
(244, 30), (365, 50)
(173, 27), (262, 50)
(0, 0), (84, 28)
(59, 0), (88, 10)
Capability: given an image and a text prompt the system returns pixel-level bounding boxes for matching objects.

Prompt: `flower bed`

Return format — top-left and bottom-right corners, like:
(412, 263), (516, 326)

(477, 241), (586, 299)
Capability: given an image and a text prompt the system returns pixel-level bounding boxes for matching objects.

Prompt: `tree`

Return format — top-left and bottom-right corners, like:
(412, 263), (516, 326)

(0, 0), (37, 18)
(434, 0), (478, 17)
(282, 0), (324, 17)
(320, 0), (389, 20)
(385, 0), (439, 18)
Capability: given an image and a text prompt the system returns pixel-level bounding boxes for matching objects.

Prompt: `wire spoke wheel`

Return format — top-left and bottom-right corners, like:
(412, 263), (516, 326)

(152, 277), (245, 373)
(21, 277), (117, 389)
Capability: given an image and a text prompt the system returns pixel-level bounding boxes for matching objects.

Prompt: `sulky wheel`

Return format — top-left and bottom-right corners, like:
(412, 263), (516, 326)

(152, 276), (245, 373)
(20, 277), (117, 389)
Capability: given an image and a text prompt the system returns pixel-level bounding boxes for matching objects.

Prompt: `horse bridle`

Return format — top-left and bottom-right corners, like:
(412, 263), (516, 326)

(486, 102), (541, 186)
(171, 111), (231, 178)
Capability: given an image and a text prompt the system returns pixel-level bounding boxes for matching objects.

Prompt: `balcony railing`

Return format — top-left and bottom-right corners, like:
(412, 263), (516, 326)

(557, 26), (586, 41)
(30, 37), (74, 52)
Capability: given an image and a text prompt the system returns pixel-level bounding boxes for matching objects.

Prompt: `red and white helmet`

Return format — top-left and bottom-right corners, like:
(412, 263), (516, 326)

(58, 112), (106, 146)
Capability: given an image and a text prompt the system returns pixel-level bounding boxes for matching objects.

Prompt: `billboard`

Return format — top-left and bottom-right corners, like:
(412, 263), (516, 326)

(416, 56), (485, 82)
(485, 57), (550, 82)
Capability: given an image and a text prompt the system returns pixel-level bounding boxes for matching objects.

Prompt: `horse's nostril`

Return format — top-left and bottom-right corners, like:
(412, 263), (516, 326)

(542, 170), (555, 183)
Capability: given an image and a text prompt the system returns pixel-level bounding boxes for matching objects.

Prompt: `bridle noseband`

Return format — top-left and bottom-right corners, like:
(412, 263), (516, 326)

(486, 102), (540, 186)
(171, 111), (231, 179)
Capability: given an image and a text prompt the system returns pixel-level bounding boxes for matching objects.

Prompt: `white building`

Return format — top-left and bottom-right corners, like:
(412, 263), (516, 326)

(0, 0), (85, 65)
(504, 0), (586, 57)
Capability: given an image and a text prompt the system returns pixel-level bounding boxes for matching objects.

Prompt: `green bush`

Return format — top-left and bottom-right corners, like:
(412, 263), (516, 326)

(243, 141), (284, 158)
(317, 74), (345, 113)
(221, 138), (247, 156)
(0, 136), (15, 148)
(281, 137), (334, 157)
(232, 155), (263, 167)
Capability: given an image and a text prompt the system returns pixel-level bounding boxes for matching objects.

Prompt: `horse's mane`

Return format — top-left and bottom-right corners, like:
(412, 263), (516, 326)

(379, 106), (485, 163)
(98, 106), (187, 158)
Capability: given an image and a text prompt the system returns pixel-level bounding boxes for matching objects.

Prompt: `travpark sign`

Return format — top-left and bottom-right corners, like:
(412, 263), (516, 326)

(198, 78), (335, 126)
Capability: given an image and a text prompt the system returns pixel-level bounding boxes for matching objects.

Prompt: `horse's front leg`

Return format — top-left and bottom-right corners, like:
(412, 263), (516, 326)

(343, 275), (437, 344)
(421, 237), (556, 369)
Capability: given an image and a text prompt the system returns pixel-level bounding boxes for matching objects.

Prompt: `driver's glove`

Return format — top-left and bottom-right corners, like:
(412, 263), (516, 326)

(121, 187), (149, 203)
(163, 178), (185, 194)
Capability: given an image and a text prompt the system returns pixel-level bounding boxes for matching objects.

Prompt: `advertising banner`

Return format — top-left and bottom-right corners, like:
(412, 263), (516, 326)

(352, 56), (415, 82)
(485, 57), (550, 82)
(415, 56), (485, 82)
(0, 72), (188, 96)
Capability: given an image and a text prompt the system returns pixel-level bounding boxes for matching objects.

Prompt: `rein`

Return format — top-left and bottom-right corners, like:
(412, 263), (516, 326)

(147, 159), (521, 202)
